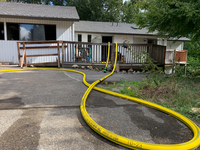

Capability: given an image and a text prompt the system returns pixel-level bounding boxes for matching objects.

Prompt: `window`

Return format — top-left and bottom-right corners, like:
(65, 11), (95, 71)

(78, 34), (82, 42)
(0, 23), (4, 40)
(88, 35), (91, 42)
(7, 23), (56, 41)
(148, 39), (157, 44)
(45, 25), (56, 40)
(7, 23), (19, 40)
(20, 24), (45, 41)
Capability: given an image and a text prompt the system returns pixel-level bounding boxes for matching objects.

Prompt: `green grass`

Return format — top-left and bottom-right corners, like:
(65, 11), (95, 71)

(101, 77), (200, 121)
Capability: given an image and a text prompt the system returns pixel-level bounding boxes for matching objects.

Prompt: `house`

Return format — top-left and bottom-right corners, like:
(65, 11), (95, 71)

(0, 2), (189, 70)
(74, 21), (189, 49)
(73, 21), (189, 71)
(0, 2), (79, 64)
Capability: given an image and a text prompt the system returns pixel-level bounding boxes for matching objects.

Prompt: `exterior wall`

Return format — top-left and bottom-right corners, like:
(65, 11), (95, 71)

(75, 32), (150, 62)
(75, 32), (184, 50)
(74, 32), (185, 64)
(167, 41), (184, 50)
(75, 32), (146, 44)
(157, 38), (167, 46)
(0, 17), (74, 64)
(113, 35), (134, 43)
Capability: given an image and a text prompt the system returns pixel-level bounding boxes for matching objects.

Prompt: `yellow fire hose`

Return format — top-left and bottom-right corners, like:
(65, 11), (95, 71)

(0, 42), (200, 150)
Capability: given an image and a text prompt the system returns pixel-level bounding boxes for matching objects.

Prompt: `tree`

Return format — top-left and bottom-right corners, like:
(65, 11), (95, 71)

(4, 0), (137, 23)
(64, 0), (123, 22)
(120, 0), (138, 23)
(184, 38), (200, 60)
(5, 0), (44, 4)
(134, 0), (200, 39)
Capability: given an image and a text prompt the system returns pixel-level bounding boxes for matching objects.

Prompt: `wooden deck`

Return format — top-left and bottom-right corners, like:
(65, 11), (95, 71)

(17, 41), (166, 70)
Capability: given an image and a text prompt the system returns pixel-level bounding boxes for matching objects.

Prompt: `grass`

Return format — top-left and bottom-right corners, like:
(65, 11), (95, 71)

(100, 77), (200, 121)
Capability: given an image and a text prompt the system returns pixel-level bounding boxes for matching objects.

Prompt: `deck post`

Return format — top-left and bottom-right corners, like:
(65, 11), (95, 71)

(21, 49), (26, 68)
(62, 42), (64, 66)
(184, 50), (188, 76)
(23, 43), (27, 67)
(57, 41), (61, 68)
(163, 47), (166, 73)
(17, 42), (21, 67)
(112, 44), (115, 66)
(172, 49), (176, 74)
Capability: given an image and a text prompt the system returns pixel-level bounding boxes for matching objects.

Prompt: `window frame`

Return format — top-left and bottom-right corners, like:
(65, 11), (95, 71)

(0, 22), (4, 40)
(78, 34), (82, 42)
(88, 35), (91, 43)
(6, 22), (56, 41)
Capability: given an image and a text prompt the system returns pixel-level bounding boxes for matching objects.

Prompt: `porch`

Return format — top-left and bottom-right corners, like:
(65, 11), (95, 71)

(17, 41), (166, 70)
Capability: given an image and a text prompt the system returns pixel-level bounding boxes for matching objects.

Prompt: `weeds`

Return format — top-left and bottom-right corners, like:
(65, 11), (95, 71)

(101, 77), (200, 121)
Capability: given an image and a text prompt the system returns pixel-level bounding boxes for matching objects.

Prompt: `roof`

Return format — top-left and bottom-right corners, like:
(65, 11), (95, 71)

(168, 37), (190, 41)
(0, 2), (79, 21)
(75, 21), (190, 41)
(75, 21), (155, 35)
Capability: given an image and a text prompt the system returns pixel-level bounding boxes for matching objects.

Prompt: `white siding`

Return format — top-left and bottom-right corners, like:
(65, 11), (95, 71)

(167, 41), (184, 50)
(75, 32), (152, 44)
(0, 17), (74, 64)
(157, 38), (167, 46)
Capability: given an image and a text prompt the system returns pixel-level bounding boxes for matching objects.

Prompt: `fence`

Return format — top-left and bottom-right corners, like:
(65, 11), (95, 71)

(62, 41), (166, 65)
(17, 41), (65, 68)
(17, 41), (166, 67)
(165, 49), (187, 64)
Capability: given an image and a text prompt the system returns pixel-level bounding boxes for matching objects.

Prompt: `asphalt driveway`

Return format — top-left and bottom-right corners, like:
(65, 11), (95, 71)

(0, 66), (199, 150)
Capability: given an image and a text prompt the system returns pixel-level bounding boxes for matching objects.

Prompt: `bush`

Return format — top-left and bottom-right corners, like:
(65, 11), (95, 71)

(175, 56), (200, 78)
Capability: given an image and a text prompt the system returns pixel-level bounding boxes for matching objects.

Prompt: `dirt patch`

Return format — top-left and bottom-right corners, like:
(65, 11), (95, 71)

(0, 97), (24, 109)
(123, 105), (193, 144)
(0, 109), (44, 150)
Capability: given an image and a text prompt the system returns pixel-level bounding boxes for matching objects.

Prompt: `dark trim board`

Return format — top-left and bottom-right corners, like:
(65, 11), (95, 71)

(0, 15), (79, 22)
(62, 62), (165, 70)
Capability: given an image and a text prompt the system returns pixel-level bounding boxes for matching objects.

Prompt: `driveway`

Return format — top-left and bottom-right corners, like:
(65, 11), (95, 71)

(0, 66), (199, 150)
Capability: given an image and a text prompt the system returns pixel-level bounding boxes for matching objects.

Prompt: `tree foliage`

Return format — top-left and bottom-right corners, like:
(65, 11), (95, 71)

(120, 0), (137, 23)
(64, 0), (137, 22)
(134, 0), (200, 39)
(4, 0), (137, 23)
(63, 0), (123, 22)
(6, 0), (43, 4)
(184, 39), (200, 60)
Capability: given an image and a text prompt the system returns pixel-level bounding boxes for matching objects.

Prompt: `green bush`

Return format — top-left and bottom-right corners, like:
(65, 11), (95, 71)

(175, 56), (200, 78)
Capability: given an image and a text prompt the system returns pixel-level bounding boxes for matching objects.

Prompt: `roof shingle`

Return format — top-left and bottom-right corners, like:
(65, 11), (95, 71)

(0, 2), (79, 21)
(75, 21), (189, 41)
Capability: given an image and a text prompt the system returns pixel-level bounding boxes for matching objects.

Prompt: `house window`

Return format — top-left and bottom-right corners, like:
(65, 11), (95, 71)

(0, 22), (4, 40)
(20, 24), (45, 41)
(45, 25), (56, 40)
(88, 35), (91, 42)
(148, 39), (157, 44)
(7, 23), (19, 40)
(7, 23), (56, 41)
(78, 34), (82, 42)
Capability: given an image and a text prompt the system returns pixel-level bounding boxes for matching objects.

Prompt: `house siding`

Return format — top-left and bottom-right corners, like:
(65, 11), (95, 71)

(75, 32), (185, 50)
(0, 17), (74, 64)
(75, 32), (148, 44)
(167, 41), (184, 50)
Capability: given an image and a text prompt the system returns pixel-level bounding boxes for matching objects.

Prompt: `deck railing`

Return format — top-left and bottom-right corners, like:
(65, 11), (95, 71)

(17, 41), (166, 67)
(17, 41), (63, 67)
(62, 41), (166, 65)
(165, 49), (187, 64)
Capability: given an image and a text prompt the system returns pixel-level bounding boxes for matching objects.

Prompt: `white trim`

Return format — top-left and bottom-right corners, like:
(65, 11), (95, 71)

(3, 21), (7, 41)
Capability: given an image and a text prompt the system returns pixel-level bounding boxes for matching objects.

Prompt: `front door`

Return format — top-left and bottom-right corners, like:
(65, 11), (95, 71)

(102, 36), (113, 62)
